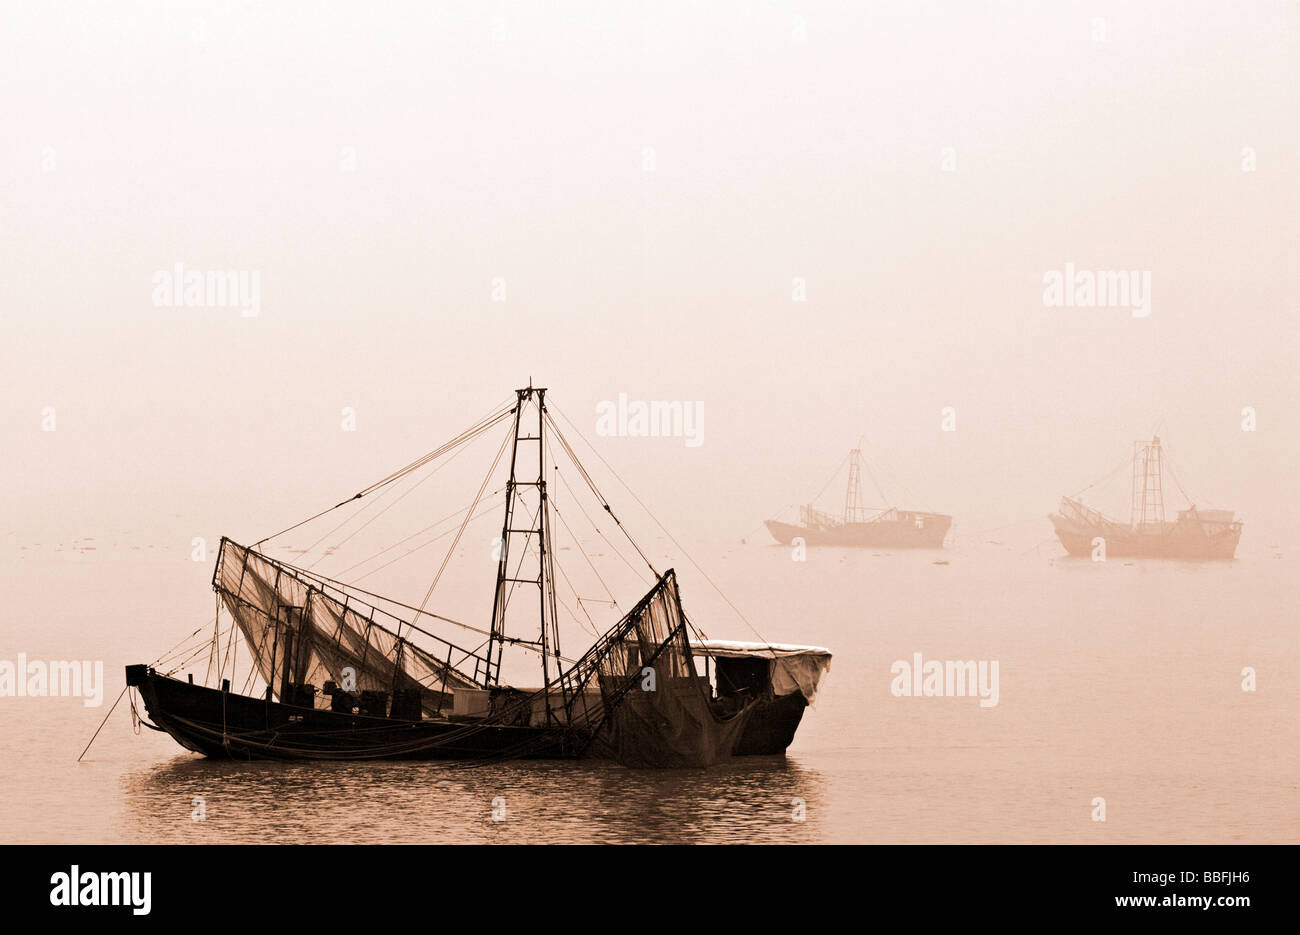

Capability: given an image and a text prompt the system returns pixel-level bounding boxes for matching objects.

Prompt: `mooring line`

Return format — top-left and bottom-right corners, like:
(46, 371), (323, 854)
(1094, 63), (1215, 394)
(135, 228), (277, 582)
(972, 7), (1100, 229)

(77, 685), (129, 762)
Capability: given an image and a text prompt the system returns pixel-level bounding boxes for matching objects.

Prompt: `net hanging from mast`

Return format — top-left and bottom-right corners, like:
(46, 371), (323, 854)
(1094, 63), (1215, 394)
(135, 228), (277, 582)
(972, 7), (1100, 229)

(564, 570), (753, 767)
(214, 539), (486, 715)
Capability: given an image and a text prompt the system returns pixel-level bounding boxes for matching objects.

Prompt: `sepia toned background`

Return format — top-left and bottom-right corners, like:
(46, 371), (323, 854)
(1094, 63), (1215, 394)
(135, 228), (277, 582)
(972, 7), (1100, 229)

(1, 0), (1296, 843)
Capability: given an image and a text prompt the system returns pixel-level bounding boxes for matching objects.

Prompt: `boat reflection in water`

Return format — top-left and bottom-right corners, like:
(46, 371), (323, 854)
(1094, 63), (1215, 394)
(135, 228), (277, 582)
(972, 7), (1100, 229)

(120, 754), (830, 844)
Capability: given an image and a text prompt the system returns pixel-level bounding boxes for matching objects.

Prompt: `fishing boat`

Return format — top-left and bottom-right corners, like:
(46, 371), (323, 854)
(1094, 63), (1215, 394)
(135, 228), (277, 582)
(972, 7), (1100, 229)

(1049, 435), (1242, 560)
(765, 449), (951, 548)
(126, 385), (830, 765)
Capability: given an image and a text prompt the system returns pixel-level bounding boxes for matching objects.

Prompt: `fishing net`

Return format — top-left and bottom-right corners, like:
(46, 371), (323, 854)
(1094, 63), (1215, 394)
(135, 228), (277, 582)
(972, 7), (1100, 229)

(799, 504), (839, 528)
(585, 571), (751, 768)
(214, 539), (481, 717)
(211, 542), (751, 763)
(1057, 496), (1121, 529)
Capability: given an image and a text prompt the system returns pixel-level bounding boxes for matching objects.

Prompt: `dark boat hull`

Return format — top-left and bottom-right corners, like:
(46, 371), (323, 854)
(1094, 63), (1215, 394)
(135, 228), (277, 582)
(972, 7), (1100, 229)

(130, 670), (583, 761)
(731, 693), (808, 755)
(765, 515), (950, 548)
(129, 668), (811, 761)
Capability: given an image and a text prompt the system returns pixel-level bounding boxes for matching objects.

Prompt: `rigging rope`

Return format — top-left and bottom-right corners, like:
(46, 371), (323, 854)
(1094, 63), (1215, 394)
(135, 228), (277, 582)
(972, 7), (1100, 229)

(498, 497), (542, 622)
(249, 399), (515, 550)
(301, 415), (499, 570)
(1158, 438), (1197, 509)
(1071, 447), (1132, 499)
(810, 450), (850, 503)
(549, 401), (770, 645)
(77, 686), (129, 761)
(543, 409), (660, 577)
(346, 499), (502, 581)
(550, 497), (623, 613)
(415, 420), (513, 617)
(858, 451), (890, 506)
(554, 467), (651, 584)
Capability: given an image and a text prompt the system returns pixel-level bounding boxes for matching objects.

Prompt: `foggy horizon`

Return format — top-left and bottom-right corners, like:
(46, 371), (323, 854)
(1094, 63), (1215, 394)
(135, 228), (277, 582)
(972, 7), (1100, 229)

(3, 1), (1296, 558)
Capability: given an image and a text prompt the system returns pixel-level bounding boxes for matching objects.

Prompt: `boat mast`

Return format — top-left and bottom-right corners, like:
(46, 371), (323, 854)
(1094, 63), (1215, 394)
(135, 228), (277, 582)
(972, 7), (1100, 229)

(536, 387), (561, 703)
(844, 449), (865, 524)
(1131, 435), (1165, 532)
(486, 385), (561, 698)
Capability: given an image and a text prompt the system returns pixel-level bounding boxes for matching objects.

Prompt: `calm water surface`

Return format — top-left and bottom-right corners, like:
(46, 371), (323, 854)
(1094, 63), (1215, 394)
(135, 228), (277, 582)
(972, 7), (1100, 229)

(2, 537), (1296, 843)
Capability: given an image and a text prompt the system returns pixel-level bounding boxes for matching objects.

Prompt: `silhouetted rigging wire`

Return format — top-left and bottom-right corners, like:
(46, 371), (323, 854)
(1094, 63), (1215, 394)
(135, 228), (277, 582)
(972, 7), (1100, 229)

(249, 397), (515, 550)
(300, 422), (492, 571)
(548, 399), (770, 645)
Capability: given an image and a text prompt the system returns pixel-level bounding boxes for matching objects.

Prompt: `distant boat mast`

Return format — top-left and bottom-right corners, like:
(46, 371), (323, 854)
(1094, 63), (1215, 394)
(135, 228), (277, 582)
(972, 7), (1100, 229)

(844, 449), (865, 524)
(1130, 436), (1165, 531)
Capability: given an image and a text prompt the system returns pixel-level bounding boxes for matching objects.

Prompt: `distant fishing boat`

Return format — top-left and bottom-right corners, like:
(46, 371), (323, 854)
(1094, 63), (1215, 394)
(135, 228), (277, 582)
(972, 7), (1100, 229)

(127, 384), (830, 765)
(1049, 435), (1242, 560)
(765, 449), (951, 548)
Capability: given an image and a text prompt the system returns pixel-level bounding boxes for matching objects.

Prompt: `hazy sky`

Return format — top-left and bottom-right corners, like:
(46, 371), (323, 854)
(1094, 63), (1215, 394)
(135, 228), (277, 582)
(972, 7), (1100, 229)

(2, 0), (1297, 561)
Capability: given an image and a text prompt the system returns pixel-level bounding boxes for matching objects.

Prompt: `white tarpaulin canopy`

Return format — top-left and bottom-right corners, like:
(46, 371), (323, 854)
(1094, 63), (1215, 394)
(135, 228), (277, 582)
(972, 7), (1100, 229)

(691, 640), (832, 704)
